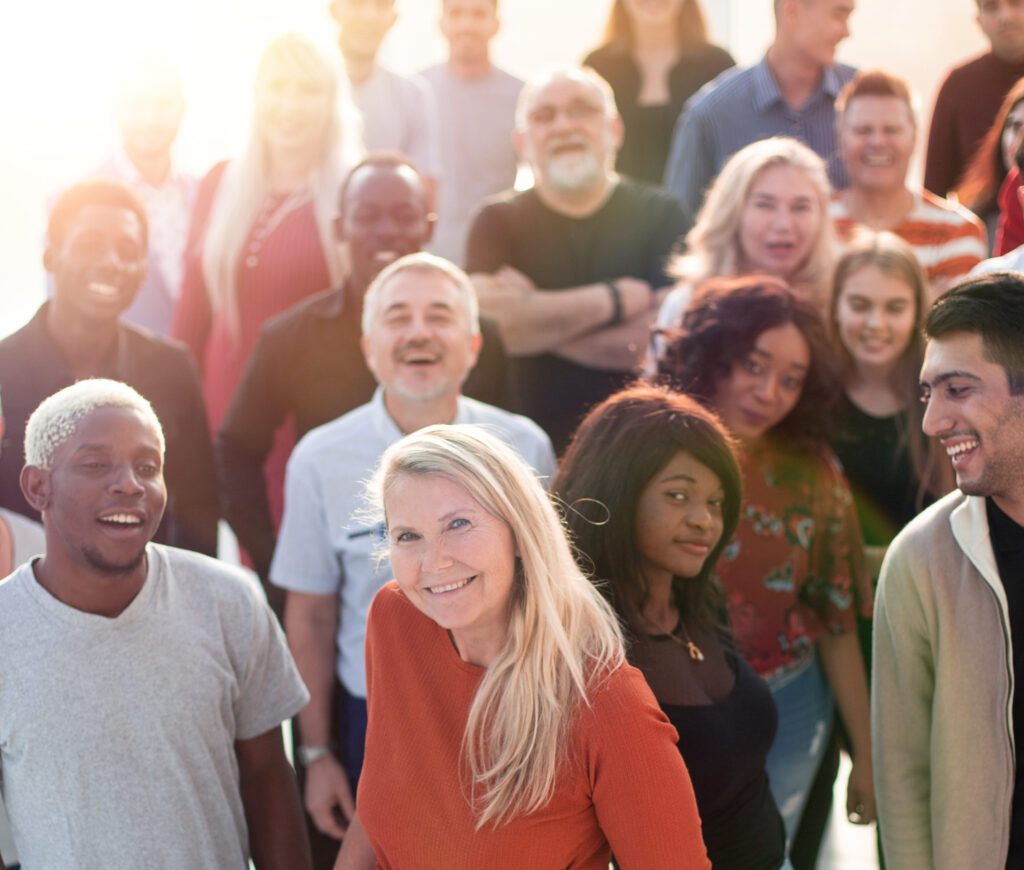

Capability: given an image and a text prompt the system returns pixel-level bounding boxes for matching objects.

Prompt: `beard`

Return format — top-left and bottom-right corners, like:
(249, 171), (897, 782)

(543, 149), (604, 194)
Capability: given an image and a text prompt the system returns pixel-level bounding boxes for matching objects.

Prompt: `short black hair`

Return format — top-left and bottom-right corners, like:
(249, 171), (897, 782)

(926, 270), (1024, 395)
(336, 150), (424, 216)
(48, 178), (149, 250)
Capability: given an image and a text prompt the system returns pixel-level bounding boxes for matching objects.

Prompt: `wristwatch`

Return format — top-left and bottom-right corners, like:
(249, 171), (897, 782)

(297, 744), (333, 766)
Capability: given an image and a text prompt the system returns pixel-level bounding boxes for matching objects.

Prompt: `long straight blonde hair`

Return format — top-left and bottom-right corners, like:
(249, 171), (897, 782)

(199, 33), (361, 337)
(372, 426), (625, 829)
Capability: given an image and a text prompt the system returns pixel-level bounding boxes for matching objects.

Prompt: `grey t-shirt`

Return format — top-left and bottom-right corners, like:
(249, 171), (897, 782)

(0, 544), (309, 869)
(420, 63), (523, 265)
(352, 65), (441, 178)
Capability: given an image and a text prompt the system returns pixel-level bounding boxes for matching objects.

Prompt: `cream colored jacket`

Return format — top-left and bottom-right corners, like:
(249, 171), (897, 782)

(873, 491), (1015, 869)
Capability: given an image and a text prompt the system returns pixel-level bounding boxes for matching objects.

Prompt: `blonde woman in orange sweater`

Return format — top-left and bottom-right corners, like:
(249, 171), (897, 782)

(335, 426), (710, 870)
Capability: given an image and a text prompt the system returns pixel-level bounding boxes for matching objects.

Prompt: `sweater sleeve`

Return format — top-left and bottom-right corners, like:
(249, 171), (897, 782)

(872, 536), (936, 869)
(584, 666), (711, 869)
(217, 323), (287, 580)
(924, 73), (962, 197)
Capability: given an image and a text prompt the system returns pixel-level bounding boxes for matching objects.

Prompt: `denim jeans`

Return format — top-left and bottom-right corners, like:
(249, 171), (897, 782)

(764, 652), (834, 854)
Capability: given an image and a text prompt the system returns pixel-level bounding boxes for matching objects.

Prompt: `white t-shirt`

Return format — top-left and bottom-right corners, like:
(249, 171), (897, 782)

(0, 545), (308, 869)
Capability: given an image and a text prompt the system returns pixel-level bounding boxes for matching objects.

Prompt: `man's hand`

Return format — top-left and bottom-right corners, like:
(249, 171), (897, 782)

(305, 753), (355, 839)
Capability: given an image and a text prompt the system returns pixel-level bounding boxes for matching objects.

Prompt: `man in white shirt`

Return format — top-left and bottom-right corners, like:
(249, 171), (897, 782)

(272, 253), (554, 851)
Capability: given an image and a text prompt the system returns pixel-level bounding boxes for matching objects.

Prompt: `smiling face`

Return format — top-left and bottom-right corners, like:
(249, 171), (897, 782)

(978, 0), (1024, 63)
(839, 95), (916, 193)
(256, 71), (333, 168)
(713, 322), (811, 441)
(441, 0), (499, 66)
(516, 75), (622, 196)
(45, 203), (146, 326)
(29, 405), (166, 581)
(836, 263), (917, 372)
(362, 267), (481, 404)
(921, 331), (1024, 504)
(337, 163), (435, 290)
(386, 472), (517, 666)
(634, 451), (725, 590)
(738, 164), (822, 280)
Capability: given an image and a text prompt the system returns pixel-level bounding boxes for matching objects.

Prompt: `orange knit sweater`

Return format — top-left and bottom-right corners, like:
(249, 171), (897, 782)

(357, 582), (711, 869)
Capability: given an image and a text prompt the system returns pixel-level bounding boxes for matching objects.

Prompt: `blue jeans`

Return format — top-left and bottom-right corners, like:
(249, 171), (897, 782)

(764, 652), (834, 854)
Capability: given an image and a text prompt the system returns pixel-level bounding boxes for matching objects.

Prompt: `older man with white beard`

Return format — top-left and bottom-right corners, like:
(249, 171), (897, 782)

(466, 67), (687, 450)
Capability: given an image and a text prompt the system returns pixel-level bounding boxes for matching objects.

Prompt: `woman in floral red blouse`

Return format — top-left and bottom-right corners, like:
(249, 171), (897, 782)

(655, 274), (875, 860)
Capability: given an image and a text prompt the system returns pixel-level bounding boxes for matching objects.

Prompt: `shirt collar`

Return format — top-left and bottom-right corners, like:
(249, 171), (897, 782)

(371, 386), (467, 443)
(752, 55), (845, 111)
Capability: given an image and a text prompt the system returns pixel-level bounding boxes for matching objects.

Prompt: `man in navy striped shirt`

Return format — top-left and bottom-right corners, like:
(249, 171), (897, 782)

(663, 0), (857, 230)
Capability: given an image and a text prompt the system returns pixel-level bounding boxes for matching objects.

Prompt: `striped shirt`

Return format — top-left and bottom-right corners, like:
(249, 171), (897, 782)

(830, 191), (988, 301)
(663, 56), (856, 228)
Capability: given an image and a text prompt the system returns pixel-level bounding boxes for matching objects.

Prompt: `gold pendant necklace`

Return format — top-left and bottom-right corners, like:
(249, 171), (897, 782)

(642, 611), (706, 663)
(683, 637), (705, 662)
(672, 617), (705, 662)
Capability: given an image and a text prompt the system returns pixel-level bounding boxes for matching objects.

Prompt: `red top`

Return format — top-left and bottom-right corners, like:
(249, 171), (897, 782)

(717, 442), (868, 678)
(171, 161), (332, 433)
(995, 167), (1024, 256)
(358, 582), (711, 870)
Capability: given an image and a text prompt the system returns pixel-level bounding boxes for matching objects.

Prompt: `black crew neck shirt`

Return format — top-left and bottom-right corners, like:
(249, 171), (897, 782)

(986, 497), (1024, 868)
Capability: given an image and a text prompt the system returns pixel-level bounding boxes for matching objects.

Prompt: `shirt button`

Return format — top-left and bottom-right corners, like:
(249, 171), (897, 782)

(245, 255), (259, 268)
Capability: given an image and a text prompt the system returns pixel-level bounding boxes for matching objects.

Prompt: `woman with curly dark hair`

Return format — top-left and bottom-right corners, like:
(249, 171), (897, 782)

(554, 383), (787, 869)
(655, 274), (875, 860)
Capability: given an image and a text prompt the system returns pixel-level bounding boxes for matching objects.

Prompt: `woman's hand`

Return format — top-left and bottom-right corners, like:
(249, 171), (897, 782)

(846, 756), (877, 824)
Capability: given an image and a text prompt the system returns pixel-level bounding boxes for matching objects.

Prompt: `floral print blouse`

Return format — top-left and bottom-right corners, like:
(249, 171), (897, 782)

(717, 440), (871, 678)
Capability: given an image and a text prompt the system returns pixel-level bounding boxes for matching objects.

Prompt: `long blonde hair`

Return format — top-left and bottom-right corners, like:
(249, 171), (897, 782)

(199, 33), (361, 337)
(372, 425), (625, 829)
(671, 137), (835, 305)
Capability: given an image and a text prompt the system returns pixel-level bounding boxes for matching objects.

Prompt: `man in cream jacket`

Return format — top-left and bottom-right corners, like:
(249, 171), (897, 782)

(874, 270), (1024, 868)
